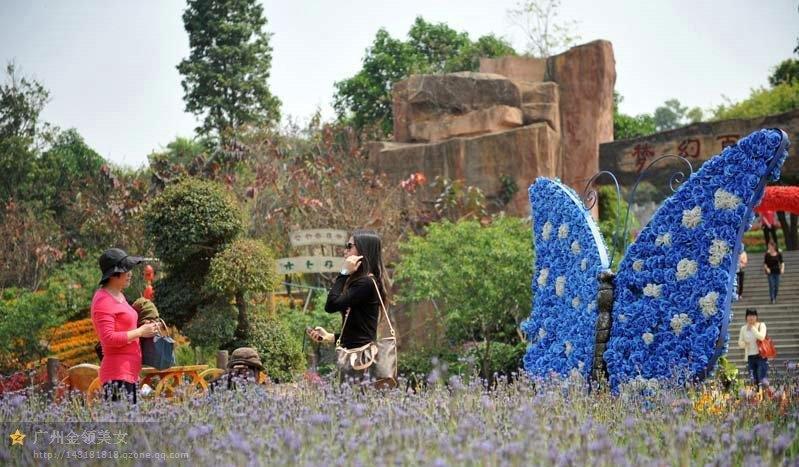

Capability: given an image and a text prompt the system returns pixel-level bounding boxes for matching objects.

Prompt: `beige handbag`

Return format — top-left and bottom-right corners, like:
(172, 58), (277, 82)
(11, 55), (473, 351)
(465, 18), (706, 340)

(335, 276), (398, 387)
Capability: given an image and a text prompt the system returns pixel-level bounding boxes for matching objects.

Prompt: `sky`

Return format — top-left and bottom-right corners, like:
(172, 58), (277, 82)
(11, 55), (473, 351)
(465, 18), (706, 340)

(0, 0), (797, 168)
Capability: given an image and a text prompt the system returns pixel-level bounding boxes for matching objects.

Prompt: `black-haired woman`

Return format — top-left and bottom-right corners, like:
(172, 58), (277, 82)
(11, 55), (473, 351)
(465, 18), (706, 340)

(737, 308), (768, 388)
(308, 229), (387, 384)
(764, 241), (784, 304)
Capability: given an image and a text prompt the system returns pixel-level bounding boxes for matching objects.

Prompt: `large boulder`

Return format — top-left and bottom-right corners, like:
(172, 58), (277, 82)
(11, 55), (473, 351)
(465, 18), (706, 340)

(480, 56), (548, 83)
(550, 40), (616, 191)
(392, 72), (522, 143)
(516, 81), (560, 132)
(408, 105), (523, 143)
(371, 123), (559, 215)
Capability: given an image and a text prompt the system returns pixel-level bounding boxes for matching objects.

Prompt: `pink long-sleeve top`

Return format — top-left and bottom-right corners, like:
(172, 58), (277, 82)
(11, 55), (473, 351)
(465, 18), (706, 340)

(91, 288), (141, 384)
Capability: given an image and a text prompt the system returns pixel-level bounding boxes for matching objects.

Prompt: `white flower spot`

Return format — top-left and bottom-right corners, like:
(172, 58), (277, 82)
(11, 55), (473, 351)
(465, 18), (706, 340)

(587, 301), (597, 312)
(670, 313), (692, 336)
(700, 291), (720, 318)
(643, 283), (662, 298)
(572, 296), (581, 309)
(537, 268), (549, 288)
(642, 332), (654, 346)
(580, 258), (588, 271)
(542, 222), (552, 241)
(655, 233), (672, 247)
(676, 259), (698, 281)
(564, 341), (573, 356)
(618, 314), (628, 322)
(633, 260), (644, 272)
(714, 188), (741, 210)
(558, 223), (569, 239)
(538, 328), (547, 340)
(708, 239), (729, 267)
(571, 240), (581, 254)
(682, 206), (702, 229)
(555, 276), (566, 297)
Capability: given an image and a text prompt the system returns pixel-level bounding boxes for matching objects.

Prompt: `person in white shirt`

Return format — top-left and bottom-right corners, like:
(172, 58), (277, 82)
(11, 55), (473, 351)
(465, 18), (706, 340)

(737, 308), (768, 388)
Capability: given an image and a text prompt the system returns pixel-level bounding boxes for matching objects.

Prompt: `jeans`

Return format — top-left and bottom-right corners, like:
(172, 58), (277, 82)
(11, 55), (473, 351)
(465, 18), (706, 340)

(767, 274), (780, 302)
(747, 355), (769, 387)
(103, 380), (137, 404)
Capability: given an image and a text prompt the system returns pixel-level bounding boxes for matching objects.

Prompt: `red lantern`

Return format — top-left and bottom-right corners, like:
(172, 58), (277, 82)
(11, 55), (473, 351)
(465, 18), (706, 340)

(143, 284), (155, 300)
(143, 265), (155, 282)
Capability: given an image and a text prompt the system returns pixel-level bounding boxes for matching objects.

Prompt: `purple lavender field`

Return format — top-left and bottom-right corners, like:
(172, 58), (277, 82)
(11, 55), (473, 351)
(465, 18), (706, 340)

(2, 373), (797, 466)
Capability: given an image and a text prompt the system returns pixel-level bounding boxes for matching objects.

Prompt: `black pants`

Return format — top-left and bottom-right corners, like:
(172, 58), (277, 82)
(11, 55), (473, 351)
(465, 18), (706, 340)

(103, 380), (137, 404)
(736, 271), (745, 296)
(763, 226), (778, 247)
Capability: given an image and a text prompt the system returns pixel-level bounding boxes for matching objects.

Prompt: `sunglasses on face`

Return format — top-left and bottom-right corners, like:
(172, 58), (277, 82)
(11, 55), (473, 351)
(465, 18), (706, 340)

(344, 242), (355, 250)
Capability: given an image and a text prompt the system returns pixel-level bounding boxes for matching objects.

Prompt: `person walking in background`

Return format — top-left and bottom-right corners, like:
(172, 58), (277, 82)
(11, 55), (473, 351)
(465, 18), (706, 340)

(737, 308), (768, 388)
(737, 246), (748, 300)
(91, 248), (160, 404)
(760, 210), (779, 249)
(763, 241), (785, 304)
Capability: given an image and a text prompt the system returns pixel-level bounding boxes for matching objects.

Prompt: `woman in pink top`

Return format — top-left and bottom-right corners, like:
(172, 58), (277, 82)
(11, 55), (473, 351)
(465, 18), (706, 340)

(91, 248), (159, 403)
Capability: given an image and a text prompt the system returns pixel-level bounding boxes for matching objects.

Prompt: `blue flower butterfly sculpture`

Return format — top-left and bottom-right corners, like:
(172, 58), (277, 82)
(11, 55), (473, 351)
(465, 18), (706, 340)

(522, 129), (790, 390)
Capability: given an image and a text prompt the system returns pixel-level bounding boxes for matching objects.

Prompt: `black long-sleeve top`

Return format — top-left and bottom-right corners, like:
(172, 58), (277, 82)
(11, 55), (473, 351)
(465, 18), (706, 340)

(325, 274), (380, 349)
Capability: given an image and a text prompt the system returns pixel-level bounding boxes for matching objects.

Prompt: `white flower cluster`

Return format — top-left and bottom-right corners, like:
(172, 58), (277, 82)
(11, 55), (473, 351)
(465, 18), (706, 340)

(670, 313), (692, 335)
(699, 291), (720, 318)
(587, 301), (597, 312)
(682, 206), (702, 228)
(571, 240), (581, 254)
(708, 239), (729, 267)
(537, 268), (549, 287)
(675, 259), (698, 281)
(643, 283), (662, 298)
(572, 296), (581, 309)
(542, 222), (552, 241)
(580, 258), (588, 271)
(564, 341), (573, 356)
(558, 223), (570, 239)
(642, 332), (654, 345)
(618, 314), (628, 322)
(555, 276), (566, 296)
(633, 260), (644, 272)
(538, 328), (547, 340)
(655, 233), (672, 247)
(714, 188), (741, 210)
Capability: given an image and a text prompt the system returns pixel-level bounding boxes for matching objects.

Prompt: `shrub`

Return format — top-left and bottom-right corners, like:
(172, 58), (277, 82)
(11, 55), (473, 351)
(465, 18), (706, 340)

(183, 298), (239, 350)
(249, 306), (306, 383)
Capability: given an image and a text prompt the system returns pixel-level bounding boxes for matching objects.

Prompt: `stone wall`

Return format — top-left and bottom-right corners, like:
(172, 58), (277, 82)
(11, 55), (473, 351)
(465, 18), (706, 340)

(599, 109), (799, 189)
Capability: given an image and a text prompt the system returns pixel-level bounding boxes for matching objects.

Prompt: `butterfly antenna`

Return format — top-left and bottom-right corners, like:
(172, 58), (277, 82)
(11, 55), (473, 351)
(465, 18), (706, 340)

(620, 155), (694, 257)
(581, 170), (623, 268)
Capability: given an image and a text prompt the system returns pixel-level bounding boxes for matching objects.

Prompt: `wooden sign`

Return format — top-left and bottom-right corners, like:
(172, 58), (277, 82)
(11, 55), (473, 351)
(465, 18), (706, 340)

(276, 256), (341, 274)
(289, 229), (348, 247)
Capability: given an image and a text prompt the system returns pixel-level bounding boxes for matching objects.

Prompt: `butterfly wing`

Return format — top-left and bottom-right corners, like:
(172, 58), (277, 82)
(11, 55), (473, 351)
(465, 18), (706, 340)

(604, 129), (790, 389)
(522, 178), (610, 379)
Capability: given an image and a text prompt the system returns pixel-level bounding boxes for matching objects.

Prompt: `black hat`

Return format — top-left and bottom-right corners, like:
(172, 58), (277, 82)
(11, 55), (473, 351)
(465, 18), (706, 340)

(99, 248), (144, 285)
(745, 308), (758, 317)
(227, 347), (264, 371)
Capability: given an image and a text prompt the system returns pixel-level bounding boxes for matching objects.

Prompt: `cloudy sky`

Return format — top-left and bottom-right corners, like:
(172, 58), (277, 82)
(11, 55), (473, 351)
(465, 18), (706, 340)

(1, 0), (796, 167)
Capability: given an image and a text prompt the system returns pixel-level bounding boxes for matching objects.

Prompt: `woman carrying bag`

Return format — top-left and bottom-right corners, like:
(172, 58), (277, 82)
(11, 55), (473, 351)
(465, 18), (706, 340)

(91, 248), (160, 403)
(737, 308), (774, 389)
(308, 229), (397, 387)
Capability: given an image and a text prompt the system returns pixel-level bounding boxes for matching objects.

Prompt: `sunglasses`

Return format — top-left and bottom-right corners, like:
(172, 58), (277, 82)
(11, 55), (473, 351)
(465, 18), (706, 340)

(344, 242), (356, 250)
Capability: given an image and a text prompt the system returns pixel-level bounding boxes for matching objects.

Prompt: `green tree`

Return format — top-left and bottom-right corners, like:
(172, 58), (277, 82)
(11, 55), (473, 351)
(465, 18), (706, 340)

(206, 238), (278, 345)
(394, 216), (533, 378)
(249, 308), (306, 382)
(613, 92), (656, 140)
(333, 17), (515, 135)
(653, 98), (702, 132)
(506, 0), (580, 58)
(177, 0), (282, 138)
(0, 63), (50, 204)
(712, 81), (799, 121)
(769, 57), (799, 86)
(144, 179), (243, 328)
